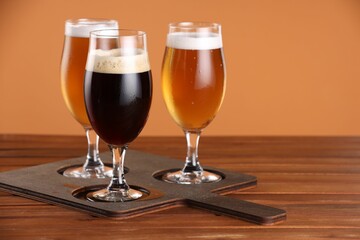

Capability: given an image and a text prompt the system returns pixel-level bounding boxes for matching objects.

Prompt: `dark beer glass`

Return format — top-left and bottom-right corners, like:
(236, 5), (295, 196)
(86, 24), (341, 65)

(60, 19), (118, 178)
(84, 29), (152, 201)
(161, 22), (226, 184)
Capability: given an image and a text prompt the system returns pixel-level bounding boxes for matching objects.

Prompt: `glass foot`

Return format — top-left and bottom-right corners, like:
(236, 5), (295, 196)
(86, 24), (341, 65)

(87, 188), (143, 202)
(63, 165), (112, 179)
(162, 170), (222, 184)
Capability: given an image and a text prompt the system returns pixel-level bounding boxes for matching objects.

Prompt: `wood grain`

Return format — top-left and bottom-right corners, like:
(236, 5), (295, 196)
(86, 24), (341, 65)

(1, 135), (360, 239)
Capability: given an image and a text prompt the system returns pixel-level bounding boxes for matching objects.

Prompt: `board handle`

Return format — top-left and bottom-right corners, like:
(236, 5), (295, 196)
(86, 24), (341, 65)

(188, 194), (286, 225)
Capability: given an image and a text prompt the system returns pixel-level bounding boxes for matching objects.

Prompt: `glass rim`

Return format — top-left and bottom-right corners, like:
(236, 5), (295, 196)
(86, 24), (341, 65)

(169, 21), (221, 29)
(90, 28), (146, 38)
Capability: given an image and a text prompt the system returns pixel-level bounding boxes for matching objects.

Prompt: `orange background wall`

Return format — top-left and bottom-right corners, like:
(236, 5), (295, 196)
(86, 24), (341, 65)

(1, 0), (360, 136)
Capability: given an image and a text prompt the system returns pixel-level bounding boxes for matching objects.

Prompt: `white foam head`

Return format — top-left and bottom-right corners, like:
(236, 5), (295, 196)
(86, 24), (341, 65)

(166, 32), (222, 50)
(86, 48), (150, 74)
(65, 19), (118, 38)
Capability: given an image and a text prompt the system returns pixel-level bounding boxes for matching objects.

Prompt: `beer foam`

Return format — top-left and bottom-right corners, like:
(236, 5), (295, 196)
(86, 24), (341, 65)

(166, 32), (222, 50)
(86, 48), (151, 74)
(65, 19), (118, 38)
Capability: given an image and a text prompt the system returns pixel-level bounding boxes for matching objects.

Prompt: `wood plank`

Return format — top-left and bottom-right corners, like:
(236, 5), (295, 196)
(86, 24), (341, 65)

(1, 135), (360, 239)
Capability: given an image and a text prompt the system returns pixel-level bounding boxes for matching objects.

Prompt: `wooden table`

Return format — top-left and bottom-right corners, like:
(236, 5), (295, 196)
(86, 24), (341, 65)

(0, 135), (359, 239)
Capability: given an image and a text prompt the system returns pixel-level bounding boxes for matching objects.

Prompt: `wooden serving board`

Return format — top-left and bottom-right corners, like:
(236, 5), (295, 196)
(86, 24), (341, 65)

(0, 150), (286, 225)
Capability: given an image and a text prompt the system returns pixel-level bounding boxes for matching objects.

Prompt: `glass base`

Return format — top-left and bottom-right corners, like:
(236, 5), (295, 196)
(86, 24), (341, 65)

(87, 188), (143, 202)
(63, 165), (112, 179)
(162, 170), (222, 184)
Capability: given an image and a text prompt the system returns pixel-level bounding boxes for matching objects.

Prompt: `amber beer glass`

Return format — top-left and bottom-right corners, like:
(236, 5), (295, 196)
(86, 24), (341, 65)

(60, 19), (118, 178)
(162, 22), (226, 184)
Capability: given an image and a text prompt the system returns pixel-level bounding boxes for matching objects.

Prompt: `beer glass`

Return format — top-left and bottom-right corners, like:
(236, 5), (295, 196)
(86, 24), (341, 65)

(84, 29), (152, 201)
(161, 22), (226, 184)
(60, 19), (118, 178)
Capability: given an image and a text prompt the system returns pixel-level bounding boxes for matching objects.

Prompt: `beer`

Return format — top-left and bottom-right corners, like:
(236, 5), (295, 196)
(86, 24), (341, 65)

(59, 19), (119, 179)
(84, 48), (152, 146)
(162, 32), (226, 130)
(160, 22), (226, 184)
(60, 19), (118, 128)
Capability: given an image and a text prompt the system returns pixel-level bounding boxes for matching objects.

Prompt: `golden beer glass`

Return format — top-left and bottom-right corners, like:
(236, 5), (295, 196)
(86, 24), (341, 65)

(161, 22), (226, 184)
(60, 19), (118, 178)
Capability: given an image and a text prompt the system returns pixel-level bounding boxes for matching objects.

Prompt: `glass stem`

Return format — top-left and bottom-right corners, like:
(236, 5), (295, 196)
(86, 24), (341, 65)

(182, 130), (203, 173)
(83, 128), (103, 168)
(108, 145), (129, 191)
